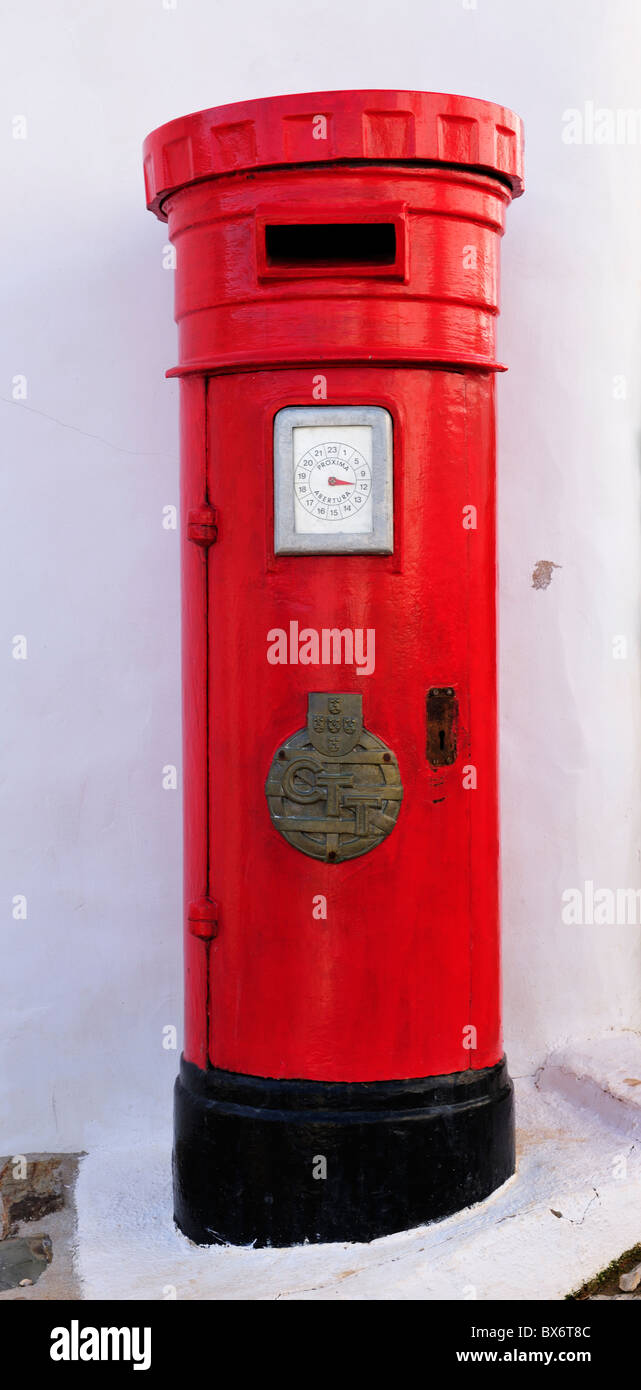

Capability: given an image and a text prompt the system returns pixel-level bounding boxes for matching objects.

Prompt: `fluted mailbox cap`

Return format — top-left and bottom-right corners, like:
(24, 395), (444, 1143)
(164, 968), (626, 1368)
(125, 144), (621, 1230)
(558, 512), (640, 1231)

(143, 88), (524, 219)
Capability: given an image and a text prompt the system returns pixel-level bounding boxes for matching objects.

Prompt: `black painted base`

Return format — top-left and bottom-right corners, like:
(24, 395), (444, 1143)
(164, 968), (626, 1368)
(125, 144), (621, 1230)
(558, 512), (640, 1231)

(173, 1055), (514, 1247)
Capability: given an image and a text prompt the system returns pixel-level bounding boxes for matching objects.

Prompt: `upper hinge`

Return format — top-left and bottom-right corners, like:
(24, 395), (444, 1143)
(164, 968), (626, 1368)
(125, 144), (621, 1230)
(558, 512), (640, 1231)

(187, 897), (219, 939)
(187, 505), (218, 547)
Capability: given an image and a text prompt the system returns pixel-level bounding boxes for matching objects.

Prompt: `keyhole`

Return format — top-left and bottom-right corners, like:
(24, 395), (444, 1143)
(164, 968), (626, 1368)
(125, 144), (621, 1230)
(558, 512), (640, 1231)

(439, 730), (446, 750)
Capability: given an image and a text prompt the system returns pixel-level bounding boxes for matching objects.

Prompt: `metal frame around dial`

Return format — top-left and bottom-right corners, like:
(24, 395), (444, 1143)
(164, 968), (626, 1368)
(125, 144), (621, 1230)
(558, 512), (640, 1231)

(273, 405), (394, 555)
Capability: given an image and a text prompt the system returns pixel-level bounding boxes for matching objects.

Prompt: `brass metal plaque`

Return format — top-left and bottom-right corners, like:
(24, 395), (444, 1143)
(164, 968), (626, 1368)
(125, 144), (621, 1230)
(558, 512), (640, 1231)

(265, 693), (403, 863)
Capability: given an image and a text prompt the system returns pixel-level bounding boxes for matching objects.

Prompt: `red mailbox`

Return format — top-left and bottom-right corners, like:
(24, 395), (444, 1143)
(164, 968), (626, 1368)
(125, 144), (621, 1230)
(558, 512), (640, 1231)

(143, 89), (524, 1246)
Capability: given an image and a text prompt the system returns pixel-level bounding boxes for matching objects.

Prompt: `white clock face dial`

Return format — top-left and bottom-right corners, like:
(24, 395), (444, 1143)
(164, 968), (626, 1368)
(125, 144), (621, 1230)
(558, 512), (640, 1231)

(292, 426), (374, 535)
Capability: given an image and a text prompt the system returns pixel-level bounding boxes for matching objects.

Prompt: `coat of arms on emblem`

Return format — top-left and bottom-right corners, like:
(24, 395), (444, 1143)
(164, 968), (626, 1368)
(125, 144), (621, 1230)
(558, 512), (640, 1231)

(265, 694), (403, 862)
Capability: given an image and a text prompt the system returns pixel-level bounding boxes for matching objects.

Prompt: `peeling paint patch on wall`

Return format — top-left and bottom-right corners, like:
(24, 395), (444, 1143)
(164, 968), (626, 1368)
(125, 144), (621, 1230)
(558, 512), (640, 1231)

(532, 561), (562, 590)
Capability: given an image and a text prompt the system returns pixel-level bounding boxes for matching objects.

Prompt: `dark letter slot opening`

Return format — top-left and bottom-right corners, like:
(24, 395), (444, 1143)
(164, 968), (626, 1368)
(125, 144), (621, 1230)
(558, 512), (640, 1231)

(426, 688), (458, 767)
(264, 222), (397, 269)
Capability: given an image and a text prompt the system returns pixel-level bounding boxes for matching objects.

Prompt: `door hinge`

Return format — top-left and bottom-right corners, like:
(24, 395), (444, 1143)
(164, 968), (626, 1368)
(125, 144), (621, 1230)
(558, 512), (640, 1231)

(187, 505), (218, 547)
(187, 897), (219, 939)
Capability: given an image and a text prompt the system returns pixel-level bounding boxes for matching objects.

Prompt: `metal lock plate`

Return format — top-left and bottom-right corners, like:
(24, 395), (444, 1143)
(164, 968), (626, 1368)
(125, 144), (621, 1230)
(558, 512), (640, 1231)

(426, 687), (458, 767)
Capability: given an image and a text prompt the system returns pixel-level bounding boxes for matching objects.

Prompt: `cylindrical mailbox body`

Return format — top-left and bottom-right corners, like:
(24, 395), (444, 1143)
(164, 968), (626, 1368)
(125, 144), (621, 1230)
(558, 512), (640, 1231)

(144, 90), (524, 1245)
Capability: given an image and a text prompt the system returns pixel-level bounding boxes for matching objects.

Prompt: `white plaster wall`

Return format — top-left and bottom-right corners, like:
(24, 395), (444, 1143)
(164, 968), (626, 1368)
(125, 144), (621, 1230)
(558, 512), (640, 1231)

(1, 0), (641, 1152)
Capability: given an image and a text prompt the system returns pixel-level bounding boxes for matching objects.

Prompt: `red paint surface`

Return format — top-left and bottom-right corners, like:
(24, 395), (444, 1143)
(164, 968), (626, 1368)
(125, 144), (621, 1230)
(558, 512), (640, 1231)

(145, 91), (523, 1083)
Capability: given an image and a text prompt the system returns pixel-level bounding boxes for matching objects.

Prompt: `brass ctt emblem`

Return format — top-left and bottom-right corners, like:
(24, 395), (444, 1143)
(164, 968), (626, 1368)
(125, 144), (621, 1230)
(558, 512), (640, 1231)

(265, 694), (403, 863)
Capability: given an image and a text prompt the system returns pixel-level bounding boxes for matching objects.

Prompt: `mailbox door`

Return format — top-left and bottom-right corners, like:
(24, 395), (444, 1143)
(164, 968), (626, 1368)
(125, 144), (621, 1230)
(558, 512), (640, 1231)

(202, 364), (500, 1083)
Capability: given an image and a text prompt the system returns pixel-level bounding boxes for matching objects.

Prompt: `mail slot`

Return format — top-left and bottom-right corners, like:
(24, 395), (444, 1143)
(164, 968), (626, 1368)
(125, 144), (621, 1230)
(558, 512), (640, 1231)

(264, 221), (397, 265)
(143, 88), (524, 1247)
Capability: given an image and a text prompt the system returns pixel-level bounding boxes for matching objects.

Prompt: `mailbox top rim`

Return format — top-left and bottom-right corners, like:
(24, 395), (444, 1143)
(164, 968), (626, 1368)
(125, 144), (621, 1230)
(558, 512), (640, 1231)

(143, 87), (524, 220)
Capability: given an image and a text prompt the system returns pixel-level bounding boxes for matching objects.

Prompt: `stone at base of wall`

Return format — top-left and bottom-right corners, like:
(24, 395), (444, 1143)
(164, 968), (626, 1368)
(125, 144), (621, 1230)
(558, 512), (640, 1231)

(0, 1153), (83, 1300)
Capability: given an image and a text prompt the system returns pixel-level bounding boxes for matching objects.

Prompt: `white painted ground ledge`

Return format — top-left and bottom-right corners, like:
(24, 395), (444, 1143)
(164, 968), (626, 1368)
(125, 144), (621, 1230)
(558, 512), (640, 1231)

(76, 1032), (641, 1301)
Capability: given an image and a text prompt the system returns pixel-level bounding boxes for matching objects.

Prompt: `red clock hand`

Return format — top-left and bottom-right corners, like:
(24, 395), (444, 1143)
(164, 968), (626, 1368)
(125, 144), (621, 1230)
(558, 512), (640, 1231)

(327, 476), (352, 486)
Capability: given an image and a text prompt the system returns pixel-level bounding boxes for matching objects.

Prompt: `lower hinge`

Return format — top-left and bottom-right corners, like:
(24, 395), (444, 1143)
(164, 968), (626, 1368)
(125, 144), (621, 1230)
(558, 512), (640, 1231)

(187, 897), (219, 939)
(187, 505), (218, 547)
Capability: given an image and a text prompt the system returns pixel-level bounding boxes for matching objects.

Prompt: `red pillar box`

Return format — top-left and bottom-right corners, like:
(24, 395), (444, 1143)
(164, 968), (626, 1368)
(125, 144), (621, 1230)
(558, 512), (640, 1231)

(143, 89), (524, 1246)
